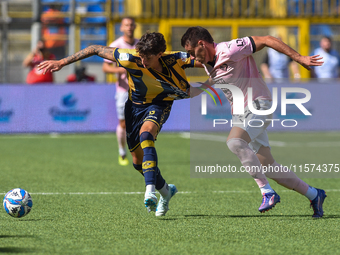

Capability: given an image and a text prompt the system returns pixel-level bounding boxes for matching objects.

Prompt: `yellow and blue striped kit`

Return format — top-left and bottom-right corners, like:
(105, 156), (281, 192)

(113, 48), (197, 104)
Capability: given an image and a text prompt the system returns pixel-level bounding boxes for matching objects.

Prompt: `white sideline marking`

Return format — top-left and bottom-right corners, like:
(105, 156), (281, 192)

(181, 132), (340, 147)
(0, 134), (115, 139)
(1, 189), (339, 195)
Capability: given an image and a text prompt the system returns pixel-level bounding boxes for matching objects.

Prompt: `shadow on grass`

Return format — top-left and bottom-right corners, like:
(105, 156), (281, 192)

(158, 214), (340, 219)
(18, 218), (53, 222)
(0, 247), (36, 253)
(0, 235), (35, 238)
(0, 235), (37, 253)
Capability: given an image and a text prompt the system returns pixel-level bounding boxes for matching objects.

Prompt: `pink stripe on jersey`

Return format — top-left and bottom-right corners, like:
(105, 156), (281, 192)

(203, 37), (272, 108)
(105, 37), (139, 93)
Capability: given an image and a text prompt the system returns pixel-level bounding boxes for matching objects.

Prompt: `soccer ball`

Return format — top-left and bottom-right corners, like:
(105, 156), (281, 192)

(3, 188), (33, 218)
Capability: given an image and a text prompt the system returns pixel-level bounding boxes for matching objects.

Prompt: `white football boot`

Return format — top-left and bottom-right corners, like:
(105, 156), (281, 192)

(144, 192), (158, 213)
(155, 184), (178, 217)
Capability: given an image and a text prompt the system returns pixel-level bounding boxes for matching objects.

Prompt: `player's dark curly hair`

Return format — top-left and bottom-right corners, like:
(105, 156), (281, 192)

(136, 32), (166, 55)
(181, 26), (214, 47)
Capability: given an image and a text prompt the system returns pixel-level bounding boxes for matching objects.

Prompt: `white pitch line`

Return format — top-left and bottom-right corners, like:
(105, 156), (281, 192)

(0, 134), (115, 139)
(181, 132), (340, 147)
(1, 189), (340, 195)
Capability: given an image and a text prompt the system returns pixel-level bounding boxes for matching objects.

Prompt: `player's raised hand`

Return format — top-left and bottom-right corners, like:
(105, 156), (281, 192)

(295, 55), (324, 71)
(37, 60), (64, 75)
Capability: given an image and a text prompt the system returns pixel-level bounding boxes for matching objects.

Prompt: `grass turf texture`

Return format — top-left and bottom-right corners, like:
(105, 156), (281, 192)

(0, 132), (339, 254)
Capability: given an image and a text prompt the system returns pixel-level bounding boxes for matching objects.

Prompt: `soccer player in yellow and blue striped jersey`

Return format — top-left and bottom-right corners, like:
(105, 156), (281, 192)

(38, 32), (201, 216)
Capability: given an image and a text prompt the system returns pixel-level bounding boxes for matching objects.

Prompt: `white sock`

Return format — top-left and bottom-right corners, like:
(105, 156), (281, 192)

(304, 186), (318, 200)
(116, 124), (126, 156)
(158, 183), (169, 197)
(118, 147), (126, 157)
(146, 185), (156, 194)
(260, 183), (275, 194)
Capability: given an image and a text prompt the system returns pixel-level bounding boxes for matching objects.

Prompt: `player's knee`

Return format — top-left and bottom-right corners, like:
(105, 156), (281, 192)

(227, 138), (248, 154)
(119, 120), (126, 129)
(140, 132), (155, 149)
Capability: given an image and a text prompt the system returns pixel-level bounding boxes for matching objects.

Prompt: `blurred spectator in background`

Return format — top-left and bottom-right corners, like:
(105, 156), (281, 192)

(23, 39), (55, 84)
(260, 38), (301, 82)
(102, 17), (139, 166)
(41, 4), (67, 59)
(66, 66), (96, 83)
(311, 36), (340, 80)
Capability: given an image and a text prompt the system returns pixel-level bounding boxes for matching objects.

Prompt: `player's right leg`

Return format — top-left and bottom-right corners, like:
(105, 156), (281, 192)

(139, 103), (177, 216)
(256, 146), (327, 218)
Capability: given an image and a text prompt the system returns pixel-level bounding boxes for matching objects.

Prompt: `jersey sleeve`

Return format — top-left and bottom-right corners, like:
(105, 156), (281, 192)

(228, 36), (256, 62)
(112, 48), (136, 69)
(174, 52), (196, 69)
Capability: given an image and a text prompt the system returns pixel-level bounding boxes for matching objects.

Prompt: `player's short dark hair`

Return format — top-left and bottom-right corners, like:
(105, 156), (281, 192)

(181, 26), (214, 47)
(121, 16), (135, 24)
(136, 32), (166, 55)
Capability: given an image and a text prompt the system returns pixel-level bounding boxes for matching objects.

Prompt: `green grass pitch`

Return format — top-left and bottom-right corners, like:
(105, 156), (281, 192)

(0, 132), (339, 254)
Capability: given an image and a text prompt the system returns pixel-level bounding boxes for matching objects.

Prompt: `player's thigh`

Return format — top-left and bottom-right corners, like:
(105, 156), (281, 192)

(119, 119), (126, 129)
(229, 100), (272, 143)
(140, 102), (172, 138)
(227, 126), (251, 143)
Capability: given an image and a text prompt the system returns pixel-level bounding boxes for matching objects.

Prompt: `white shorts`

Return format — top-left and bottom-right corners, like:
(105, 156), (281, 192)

(115, 91), (129, 120)
(232, 99), (272, 153)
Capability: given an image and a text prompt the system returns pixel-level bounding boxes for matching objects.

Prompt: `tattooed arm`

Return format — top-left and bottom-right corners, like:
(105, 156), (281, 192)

(37, 45), (116, 74)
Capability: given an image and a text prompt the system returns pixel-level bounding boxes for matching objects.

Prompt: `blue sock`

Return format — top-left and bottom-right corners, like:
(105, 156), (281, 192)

(140, 132), (158, 186)
(155, 167), (166, 190)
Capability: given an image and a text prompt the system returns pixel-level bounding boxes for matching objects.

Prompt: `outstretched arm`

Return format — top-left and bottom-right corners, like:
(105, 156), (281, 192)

(189, 77), (215, 98)
(251, 36), (323, 70)
(37, 45), (117, 74)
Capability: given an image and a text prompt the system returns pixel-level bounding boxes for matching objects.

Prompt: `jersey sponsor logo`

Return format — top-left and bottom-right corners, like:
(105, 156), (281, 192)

(165, 56), (175, 65)
(135, 59), (142, 66)
(167, 94), (178, 99)
(146, 115), (157, 120)
(180, 80), (187, 89)
(0, 98), (14, 123)
(49, 94), (91, 122)
(119, 53), (129, 61)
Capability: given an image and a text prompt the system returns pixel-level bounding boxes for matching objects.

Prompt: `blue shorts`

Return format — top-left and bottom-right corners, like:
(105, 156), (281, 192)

(125, 99), (173, 152)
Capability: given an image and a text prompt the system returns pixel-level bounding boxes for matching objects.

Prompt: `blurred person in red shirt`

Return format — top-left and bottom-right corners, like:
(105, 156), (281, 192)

(66, 66), (96, 83)
(23, 39), (55, 84)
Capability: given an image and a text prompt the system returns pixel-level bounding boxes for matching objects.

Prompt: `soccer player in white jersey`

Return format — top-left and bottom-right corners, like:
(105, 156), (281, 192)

(181, 26), (326, 218)
(103, 17), (139, 166)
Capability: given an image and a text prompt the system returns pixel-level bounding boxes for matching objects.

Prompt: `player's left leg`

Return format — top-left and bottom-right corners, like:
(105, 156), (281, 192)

(139, 121), (177, 215)
(256, 146), (327, 218)
(230, 99), (284, 213)
(117, 119), (129, 166)
(116, 91), (129, 166)
(227, 127), (280, 213)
